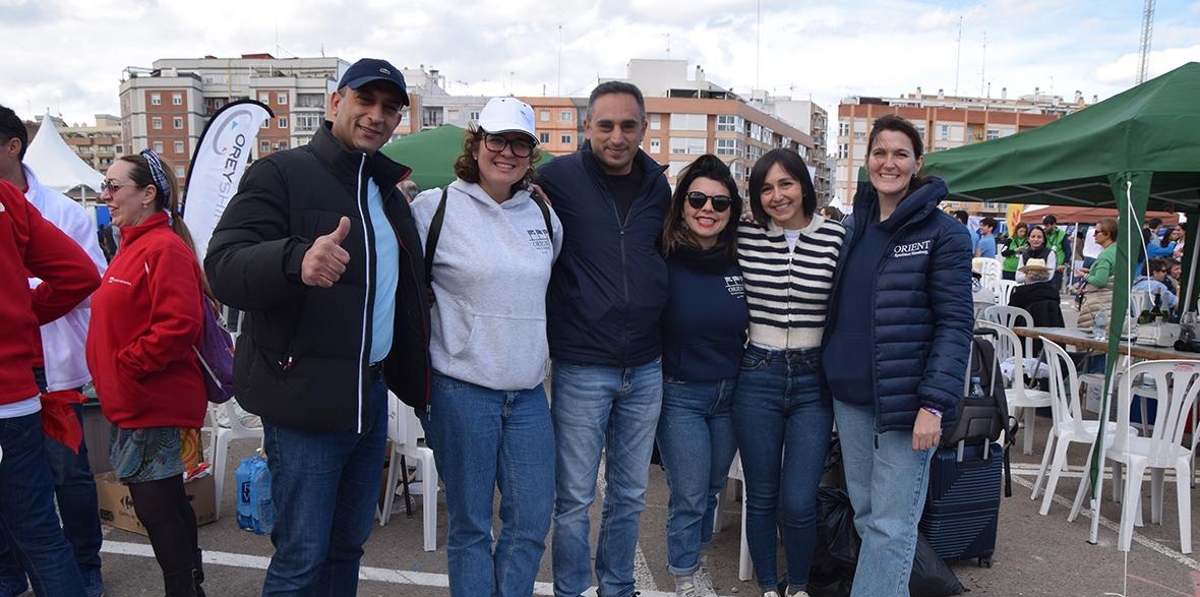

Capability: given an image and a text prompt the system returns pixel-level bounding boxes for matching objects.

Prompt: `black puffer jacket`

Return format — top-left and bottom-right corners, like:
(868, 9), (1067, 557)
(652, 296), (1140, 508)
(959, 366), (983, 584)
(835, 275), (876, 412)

(205, 124), (431, 432)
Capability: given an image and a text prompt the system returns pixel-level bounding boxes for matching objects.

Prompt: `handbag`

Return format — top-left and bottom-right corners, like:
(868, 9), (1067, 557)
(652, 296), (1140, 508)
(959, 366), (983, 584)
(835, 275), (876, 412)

(194, 297), (235, 404)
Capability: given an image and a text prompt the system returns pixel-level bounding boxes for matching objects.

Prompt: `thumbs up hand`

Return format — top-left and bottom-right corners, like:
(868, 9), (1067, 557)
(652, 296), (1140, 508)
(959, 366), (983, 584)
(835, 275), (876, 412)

(301, 217), (352, 288)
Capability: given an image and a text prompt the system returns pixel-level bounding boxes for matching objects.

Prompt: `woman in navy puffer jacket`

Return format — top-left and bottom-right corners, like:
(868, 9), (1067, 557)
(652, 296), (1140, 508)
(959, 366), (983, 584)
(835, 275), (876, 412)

(822, 115), (973, 597)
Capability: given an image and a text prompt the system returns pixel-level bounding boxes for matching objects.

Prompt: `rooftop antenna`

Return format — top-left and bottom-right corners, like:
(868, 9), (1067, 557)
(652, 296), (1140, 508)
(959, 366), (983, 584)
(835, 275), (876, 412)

(755, 0), (762, 91)
(557, 25), (563, 96)
(1137, 0), (1155, 83)
(663, 33), (671, 58)
(980, 31), (987, 96)
(954, 16), (963, 96)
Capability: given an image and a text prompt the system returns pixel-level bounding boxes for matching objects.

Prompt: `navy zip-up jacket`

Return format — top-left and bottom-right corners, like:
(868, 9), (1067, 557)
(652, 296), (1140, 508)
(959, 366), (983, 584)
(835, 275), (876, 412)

(823, 177), (973, 432)
(537, 144), (670, 367)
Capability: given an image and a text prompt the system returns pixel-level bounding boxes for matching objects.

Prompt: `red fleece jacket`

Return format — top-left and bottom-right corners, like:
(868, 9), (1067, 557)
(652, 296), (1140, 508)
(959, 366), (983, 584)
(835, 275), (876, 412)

(0, 180), (100, 405)
(86, 211), (207, 428)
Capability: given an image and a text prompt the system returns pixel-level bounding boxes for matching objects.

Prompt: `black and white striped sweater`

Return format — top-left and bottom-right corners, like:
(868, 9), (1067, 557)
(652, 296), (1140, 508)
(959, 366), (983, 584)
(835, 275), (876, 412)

(736, 214), (846, 350)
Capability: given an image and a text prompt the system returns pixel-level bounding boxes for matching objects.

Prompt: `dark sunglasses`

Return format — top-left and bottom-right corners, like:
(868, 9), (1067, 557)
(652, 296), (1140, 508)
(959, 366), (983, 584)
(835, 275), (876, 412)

(686, 191), (732, 213)
(482, 133), (534, 158)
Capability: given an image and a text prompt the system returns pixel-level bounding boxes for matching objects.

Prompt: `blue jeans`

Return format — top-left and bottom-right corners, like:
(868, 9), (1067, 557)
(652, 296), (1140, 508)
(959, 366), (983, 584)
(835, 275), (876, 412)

(0, 411), (86, 596)
(551, 358), (663, 597)
(422, 373), (555, 597)
(656, 376), (737, 576)
(260, 373), (389, 596)
(0, 402), (103, 581)
(732, 345), (832, 592)
(833, 400), (934, 597)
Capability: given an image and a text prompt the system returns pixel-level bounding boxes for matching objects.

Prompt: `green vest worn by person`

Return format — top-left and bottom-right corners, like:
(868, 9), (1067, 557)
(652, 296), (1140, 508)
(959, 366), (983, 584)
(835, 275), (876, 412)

(1045, 227), (1067, 269)
(1002, 236), (1027, 274)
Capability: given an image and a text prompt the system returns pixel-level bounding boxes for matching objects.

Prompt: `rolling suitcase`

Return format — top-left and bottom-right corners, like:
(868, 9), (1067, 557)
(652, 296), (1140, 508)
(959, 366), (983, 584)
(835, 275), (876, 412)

(919, 328), (1008, 567)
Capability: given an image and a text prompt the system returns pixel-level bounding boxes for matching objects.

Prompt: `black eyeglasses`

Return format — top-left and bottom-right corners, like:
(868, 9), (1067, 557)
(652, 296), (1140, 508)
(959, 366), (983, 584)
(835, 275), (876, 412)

(686, 191), (732, 213)
(100, 179), (132, 193)
(482, 134), (534, 158)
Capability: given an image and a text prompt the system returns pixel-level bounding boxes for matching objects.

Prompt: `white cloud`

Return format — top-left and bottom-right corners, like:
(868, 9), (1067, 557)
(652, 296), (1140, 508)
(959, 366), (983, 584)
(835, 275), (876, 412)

(2, 0), (1199, 124)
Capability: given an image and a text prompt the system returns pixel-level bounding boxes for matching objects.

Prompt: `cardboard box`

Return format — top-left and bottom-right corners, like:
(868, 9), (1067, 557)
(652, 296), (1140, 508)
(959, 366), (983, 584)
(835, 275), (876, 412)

(96, 472), (216, 536)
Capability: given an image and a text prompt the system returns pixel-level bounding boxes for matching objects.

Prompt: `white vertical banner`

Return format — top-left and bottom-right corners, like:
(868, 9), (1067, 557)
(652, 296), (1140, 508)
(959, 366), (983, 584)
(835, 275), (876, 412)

(182, 99), (273, 260)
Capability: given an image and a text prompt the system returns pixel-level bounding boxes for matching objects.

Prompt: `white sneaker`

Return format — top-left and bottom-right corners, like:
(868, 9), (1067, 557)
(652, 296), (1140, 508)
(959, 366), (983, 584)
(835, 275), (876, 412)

(762, 591), (781, 597)
(786, 588), (811, 597)
(674, 581), (700, 597)
(693, 565), (717, 597)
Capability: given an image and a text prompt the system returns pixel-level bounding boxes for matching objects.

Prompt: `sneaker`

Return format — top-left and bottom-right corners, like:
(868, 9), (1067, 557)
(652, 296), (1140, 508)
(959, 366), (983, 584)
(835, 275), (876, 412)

(785, 588), (811, 597)
(693, 566), (717, 597)
(81, 568), (105, 597)
(762, 591), (781, 597)
(674, 581), (700, 597)
(0, 575), (29, 597)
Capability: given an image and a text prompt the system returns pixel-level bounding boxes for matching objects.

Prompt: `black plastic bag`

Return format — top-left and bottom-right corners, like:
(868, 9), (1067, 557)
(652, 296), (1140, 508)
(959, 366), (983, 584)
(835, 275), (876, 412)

(807, 487), (858, 597)
(910, 532), (965, 597)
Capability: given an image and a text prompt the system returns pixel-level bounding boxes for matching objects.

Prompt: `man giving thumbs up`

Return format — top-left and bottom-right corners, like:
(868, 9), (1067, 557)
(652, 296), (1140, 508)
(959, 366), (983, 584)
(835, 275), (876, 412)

(204, 58), (431, 596)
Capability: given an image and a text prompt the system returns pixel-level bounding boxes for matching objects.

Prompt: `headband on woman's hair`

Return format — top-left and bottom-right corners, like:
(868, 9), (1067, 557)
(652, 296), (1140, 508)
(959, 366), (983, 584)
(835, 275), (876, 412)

(140, 149), (171, 202)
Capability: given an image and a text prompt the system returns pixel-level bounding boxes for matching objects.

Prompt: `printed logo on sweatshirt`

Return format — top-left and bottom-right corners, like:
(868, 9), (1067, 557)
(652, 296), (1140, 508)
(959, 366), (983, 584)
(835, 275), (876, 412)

(725, 275), (744, 298)
(893, 239), (932, 258)
(527, 228), (552, 255)
(106, 276), (133, 286)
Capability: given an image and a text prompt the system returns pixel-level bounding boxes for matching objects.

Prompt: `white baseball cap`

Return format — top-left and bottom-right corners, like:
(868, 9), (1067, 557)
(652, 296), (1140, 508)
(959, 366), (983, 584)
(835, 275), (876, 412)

(477, 97), (538, 144)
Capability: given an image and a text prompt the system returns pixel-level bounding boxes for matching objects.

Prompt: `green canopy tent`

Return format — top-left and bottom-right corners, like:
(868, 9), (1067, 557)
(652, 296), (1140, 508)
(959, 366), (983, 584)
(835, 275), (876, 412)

(922, 61), (1200, 547)
(380, 124), (553, 191)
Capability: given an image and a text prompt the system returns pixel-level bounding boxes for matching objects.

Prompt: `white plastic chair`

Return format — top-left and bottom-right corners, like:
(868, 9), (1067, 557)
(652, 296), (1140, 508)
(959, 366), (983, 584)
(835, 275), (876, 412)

(973, 257), (1001, 288)
(982, 305), (1035, 357)
(208, 399), (265, 521)
(722, 452), (752, 581)
(379, 393), (439, 551)
(1031, 339), (1137, 516)
(978, 321), (1052, 455)
(1091, 360), (1198, 553)
(989, 280), (1019, 306)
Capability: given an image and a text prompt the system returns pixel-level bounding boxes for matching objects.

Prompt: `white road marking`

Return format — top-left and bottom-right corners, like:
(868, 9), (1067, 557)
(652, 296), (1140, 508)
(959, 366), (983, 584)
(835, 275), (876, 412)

(99, 540), (688, 597)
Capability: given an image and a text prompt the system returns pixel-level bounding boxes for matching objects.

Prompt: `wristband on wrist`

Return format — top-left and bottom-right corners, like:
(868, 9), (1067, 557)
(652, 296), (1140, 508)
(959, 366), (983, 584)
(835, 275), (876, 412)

(921, 406), (943, 418)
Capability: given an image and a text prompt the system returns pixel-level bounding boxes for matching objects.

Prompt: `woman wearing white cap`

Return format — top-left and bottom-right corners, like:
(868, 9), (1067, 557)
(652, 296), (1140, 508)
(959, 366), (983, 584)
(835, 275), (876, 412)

(409, 97), (562, 597)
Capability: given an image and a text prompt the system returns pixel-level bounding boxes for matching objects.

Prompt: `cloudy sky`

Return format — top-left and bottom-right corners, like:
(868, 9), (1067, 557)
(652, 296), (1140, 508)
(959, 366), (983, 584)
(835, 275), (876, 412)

(3, 0), (1199, 125)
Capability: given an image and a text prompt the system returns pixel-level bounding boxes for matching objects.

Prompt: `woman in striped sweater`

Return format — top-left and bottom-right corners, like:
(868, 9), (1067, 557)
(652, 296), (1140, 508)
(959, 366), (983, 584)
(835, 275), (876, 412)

(734, 149), (845, 597)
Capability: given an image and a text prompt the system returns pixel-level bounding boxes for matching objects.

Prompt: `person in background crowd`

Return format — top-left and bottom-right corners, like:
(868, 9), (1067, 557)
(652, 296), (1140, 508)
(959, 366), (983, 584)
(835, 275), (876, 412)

(1165, 258), (1182, 297)
(1075, 217), (1119, 330)
(735, 148), (845, 597)
(823, 114), (973, 597)
(1042, 215), (1070, 291)
(1138, 217), (1162, 271)
(0, 104), (108, 597)
(1015, 225), (1057, 284)
(399, 179), (420, 203)
(1149, 225), (1181, 261)
(657, 155), (747, 597)
(85, 151), (208, 597)
(205, 58), (431, 596)
(0, 178), (98, 597)
(1132, 257), (1179, 313)
(1000, 223), (1028, 280)
(974, 216), (997, 259)
(953, 210), (969, 226)
(410, 97), (562, 597)
(536, 81), (671, 597)
(1009, 259), (1065, 339)
(819, 205), (844, 223)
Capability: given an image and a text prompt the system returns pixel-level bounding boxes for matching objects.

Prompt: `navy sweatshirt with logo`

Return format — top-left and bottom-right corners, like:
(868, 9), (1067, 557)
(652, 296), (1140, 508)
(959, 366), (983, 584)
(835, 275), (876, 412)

(661, 254), (748, 381)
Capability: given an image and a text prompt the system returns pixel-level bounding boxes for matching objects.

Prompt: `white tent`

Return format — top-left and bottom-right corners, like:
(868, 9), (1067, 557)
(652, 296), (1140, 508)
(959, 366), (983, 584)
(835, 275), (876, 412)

(24, 115), (104, 195)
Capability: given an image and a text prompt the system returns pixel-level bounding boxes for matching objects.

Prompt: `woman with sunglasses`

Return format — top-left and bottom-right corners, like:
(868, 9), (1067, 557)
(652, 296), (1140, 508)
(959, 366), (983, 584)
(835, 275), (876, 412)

(85, 150), (208, 596)
(409, 97), (562, 597)
(656, 155), (747, 597)
(734, 149), (845, 597)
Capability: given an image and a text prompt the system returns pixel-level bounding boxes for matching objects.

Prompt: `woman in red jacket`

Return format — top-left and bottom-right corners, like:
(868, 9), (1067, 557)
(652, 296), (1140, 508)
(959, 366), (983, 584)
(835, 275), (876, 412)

(86, 150), (208, 597)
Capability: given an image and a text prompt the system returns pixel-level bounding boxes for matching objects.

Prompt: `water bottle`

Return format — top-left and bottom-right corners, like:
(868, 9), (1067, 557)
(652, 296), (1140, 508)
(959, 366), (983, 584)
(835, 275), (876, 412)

(969, 376), (985, 400)
(235, 452), (274, 534)
(1093, 310), (1108, 341)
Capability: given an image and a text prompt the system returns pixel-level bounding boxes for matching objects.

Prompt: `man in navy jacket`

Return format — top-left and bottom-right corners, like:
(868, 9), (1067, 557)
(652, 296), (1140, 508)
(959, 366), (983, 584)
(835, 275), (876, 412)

(537, 81), (670, 597)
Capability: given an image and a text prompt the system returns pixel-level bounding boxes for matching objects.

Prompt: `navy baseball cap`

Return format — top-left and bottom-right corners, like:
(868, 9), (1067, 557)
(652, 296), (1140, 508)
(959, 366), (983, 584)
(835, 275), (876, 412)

(338, 58), (410, 106)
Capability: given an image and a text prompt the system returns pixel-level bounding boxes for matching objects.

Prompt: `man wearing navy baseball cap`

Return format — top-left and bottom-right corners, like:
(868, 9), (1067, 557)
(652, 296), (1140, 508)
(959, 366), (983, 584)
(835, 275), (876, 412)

(206, 57), (431, 595)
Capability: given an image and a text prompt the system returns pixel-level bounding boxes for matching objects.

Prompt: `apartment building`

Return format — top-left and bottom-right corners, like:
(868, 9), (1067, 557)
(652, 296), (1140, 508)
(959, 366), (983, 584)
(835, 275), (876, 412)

(835, 88), (1078, 212)
(521, 59), (814, 199)
(119, 54), (349, 178)
(41, 114), (126, 171)
(749, 93), (832, 205)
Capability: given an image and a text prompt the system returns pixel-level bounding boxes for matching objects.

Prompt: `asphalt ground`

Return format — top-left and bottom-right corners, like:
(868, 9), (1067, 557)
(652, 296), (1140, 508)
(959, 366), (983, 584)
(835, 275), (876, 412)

(89, 418), (1200, 597)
